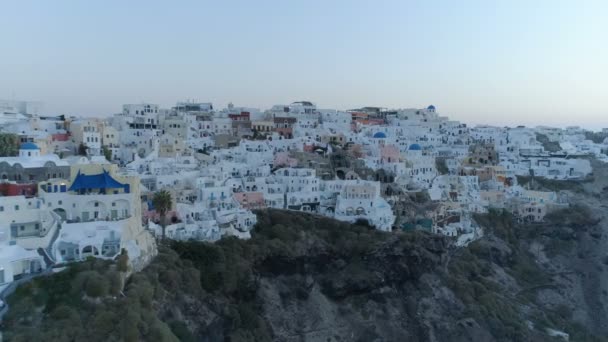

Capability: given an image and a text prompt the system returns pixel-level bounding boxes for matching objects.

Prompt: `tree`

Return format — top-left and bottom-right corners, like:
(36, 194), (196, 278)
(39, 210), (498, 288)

(0, 133), (19, 157)
(84, 272), (109, 298)
(102, 145), (112, 161)
(78, 143), (88, 156)
(435, 157), (449, 175)
(152, 190), (172, 240)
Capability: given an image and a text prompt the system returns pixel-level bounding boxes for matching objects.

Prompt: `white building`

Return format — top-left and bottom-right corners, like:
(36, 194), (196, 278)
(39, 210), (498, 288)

(332, 179), (395, 231)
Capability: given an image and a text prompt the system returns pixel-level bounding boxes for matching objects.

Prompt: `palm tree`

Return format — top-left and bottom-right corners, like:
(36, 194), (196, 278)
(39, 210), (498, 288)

(152, 190), (172, 240)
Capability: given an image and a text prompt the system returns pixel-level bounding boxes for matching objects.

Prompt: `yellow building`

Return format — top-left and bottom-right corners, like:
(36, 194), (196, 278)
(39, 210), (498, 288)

(39, 162), (156, 270)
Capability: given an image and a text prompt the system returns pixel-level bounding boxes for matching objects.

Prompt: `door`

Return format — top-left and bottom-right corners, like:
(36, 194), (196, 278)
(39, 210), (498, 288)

(30, 259), (40, 273)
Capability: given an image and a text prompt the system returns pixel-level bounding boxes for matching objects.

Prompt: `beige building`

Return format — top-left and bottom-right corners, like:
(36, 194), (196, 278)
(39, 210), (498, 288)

(161, 114), (188, 140)
(101, 124), (119, 148)
(251, 120), (274, 133)
(70, 119), (102, 155)
(321, 132), (346, 146)
(158, 133), (186, 158)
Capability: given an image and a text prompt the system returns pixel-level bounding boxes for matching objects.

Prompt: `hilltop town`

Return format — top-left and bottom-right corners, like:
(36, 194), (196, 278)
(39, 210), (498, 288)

(0, 99), (606, 291)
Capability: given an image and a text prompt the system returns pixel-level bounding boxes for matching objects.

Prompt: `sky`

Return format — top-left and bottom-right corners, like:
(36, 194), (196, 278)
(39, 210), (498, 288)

(1, 0), (607, 129)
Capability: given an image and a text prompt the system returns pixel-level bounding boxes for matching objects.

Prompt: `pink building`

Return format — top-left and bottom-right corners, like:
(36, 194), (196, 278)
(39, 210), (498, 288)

(380, 145), (401, 163)
(303, 144), (316, 153)
(228, 112), (251, 121)
(274, 152), (298, 168)
(143, 209), (179, 224)
(233, 192), (266, 210)
(52, 133), (70, 141)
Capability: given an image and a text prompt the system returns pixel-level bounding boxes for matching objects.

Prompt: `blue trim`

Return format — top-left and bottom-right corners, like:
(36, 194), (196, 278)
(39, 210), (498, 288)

(68, 169), (129, 193)
(20, 142), (39, 150)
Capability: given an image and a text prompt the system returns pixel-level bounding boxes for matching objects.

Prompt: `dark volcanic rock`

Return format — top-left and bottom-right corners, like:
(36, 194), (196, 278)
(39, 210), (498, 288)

(4, 198), (608, 342)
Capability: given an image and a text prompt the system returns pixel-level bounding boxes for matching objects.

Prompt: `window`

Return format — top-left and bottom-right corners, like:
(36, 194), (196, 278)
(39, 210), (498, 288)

(94, 202), (99, 207)
(15, 205), (19, 210)
(58, 200), (62, 205)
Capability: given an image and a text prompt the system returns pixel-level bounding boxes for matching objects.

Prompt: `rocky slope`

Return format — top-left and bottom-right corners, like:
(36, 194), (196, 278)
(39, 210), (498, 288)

(3, 166), (608, 341)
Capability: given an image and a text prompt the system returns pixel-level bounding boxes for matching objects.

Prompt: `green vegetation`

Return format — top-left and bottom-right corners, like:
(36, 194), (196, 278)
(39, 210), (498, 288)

(410, 191), (431, 204)
(0, 133), (19, 157)
(3, 208), (605, 341)
(467, 207), (608, 341)
(152, 190), (173, 240)
(77, 142), (88, 156)
(446, 241), (530, 340)
(2, 211), (390, 341)
(251, 129), (269, 141)
(171, 209), (383, 295)
(526, 205), (597, 257)
(3, 250), (199, 342)
(516, 175), (585, 193)
(102, 145), (112, 161)
(544, 204), (598, 228)
(435, 157), (450, 175)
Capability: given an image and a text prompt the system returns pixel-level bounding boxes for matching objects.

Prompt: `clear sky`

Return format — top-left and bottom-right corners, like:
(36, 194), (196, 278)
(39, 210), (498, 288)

(1, 0), (607, 129)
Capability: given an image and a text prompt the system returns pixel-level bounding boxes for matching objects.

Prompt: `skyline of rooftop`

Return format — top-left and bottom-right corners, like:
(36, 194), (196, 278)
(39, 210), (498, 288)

(2, 97), (605, 131)
(1, 1), (606, 129)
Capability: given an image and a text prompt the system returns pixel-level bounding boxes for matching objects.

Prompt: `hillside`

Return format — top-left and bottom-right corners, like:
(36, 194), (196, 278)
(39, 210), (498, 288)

(3, 198), (608, 341)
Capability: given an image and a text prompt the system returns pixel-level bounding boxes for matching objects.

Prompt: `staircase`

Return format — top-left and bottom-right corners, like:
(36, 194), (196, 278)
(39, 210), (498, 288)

(37, 247), (54, 267)
(40, 214), (63, 266)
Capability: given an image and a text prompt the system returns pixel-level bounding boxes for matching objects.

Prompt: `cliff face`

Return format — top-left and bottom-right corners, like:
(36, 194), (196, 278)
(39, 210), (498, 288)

(160, 203), (608, 342)
(4, 169), (608, 342)
(253, 232), (450, 342)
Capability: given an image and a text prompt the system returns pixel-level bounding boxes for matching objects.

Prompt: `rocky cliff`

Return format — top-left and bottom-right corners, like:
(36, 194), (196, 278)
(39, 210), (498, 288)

(3, 166), (608, 341)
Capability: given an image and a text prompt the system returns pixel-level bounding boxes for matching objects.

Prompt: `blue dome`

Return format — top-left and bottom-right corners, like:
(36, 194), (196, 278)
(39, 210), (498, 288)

(373, 132), (387, 139)
(20, 142), (39, 150)
(427, 105), (436, 111)
(408, 143), (422, 151)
